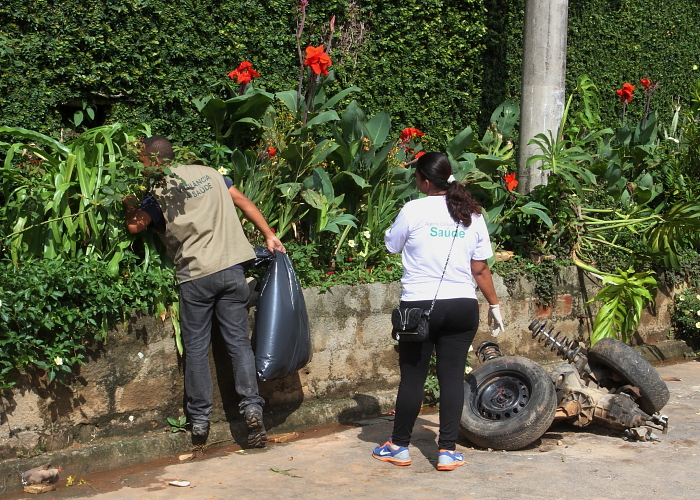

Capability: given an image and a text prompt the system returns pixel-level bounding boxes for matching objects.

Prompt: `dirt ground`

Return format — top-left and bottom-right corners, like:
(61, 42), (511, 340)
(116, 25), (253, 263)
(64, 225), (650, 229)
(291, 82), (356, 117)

(8, 360), (700, 500)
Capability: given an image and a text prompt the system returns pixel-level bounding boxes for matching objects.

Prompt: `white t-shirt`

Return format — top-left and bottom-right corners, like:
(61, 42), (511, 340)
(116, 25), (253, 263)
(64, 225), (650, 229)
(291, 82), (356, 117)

(385, 195), (493, 301)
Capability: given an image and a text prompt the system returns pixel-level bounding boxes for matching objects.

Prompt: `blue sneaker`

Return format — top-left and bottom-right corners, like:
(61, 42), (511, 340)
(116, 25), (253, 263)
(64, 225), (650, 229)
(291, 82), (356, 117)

(372, 439), (411, 466)
(437, 449), (465, 470)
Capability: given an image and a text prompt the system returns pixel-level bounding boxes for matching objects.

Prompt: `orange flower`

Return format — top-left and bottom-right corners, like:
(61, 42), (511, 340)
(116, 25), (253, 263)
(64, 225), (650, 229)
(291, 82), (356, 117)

(615, 83), (634, 103)
(640, 78), (651, 88)
(414, 151), (426, 159)
(304, 46), (332, 77)
(505, 173), (518, 191)
(227, 61), (260, 85)
(400, 127), (425, 143)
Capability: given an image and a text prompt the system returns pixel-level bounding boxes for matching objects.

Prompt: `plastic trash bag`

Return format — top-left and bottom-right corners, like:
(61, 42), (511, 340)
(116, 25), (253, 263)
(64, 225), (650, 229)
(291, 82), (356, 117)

(253, 251), (312, 382)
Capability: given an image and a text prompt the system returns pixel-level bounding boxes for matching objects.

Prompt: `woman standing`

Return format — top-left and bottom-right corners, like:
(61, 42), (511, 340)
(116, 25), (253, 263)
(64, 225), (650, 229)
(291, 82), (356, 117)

(373, 152), (505, 471)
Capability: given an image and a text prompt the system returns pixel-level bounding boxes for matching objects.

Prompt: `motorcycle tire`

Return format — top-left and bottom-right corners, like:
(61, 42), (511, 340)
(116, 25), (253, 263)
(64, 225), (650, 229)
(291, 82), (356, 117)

(460, 356), (557, 451)
(587, 337), (669, 415)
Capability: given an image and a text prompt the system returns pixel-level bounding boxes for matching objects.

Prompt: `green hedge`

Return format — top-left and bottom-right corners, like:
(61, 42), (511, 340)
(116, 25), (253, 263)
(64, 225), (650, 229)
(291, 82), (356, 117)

(1, 0), (699, 145)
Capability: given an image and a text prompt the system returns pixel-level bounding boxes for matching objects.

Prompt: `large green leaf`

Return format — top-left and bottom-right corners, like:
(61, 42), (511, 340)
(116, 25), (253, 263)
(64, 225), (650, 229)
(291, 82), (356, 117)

(520, 202), (553, 227)
(276, 90), (300, 112)
(474, 154), (508, 175)
(447, 126), (475, 159)
(291, 110), (340, 135)
(363, 111), (391, 146)
(645, 201), (700, 269)
(198, 98), (228, 138)
(0, 126), (71, 156)
(301, 189), (325, 210)
(227, 90), (274, 120)
(319, 86), (361, 111)
(489, 99), (519, 139)
(277, 183), (303, 199)
(334, 171), (371, 189)
(340, 101), (365, 143)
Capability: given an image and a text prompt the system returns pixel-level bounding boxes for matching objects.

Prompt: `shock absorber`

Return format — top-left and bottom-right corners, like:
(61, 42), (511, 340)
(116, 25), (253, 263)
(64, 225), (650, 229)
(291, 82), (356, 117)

(528, 319), (592, 376)
(476, 340), (503, 363)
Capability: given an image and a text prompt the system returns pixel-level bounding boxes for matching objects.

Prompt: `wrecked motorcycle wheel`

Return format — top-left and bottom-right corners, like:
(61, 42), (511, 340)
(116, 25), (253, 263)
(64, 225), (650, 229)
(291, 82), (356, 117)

(587, 338), (669, 415)
(460, 356), (557, 451)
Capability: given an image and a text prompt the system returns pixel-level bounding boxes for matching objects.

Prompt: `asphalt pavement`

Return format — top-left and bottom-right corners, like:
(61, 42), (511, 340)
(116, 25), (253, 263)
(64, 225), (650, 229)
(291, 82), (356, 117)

(8, 360), (700, 500)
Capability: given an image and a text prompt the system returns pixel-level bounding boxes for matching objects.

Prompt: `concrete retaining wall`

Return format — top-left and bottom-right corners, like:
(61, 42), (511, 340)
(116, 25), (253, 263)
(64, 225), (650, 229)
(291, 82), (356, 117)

(0, 267), (678, 459)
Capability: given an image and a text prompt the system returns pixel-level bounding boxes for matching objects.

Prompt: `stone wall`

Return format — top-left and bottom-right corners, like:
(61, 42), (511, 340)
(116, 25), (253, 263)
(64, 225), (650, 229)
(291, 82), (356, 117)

(0, 268), (675, 459)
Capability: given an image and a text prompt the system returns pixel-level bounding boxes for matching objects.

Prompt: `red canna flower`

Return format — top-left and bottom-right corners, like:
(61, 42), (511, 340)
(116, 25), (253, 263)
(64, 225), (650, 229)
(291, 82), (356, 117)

(267, 146), (277, 157)
(504, 173), (518, 191)
(304, 46), (332, 77)
(400, 127), (425, 143)
(414, 151), (426, 159)
(615, 83), (634, 103)
(640, 77), (651, 89)
(227, 61), (260, 85)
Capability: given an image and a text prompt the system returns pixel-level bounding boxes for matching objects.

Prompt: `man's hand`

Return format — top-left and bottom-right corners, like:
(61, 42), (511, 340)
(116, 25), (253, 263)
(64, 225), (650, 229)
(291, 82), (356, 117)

(266, 235), (286, 254)
(122, 195), (140, 210)
(122, 195), (152, 234)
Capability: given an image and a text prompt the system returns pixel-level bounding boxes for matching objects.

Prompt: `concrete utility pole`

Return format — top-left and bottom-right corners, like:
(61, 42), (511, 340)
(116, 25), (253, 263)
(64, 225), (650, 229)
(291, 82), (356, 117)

(518, 0), (569, 194)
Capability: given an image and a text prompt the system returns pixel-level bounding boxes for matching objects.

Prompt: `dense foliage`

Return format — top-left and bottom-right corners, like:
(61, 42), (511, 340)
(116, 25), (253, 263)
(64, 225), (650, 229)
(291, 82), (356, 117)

(671, 291), (700, 351)
(2, 1), (700, 143)
(0, 256), (177, 390)
(2, 1), (700, 387)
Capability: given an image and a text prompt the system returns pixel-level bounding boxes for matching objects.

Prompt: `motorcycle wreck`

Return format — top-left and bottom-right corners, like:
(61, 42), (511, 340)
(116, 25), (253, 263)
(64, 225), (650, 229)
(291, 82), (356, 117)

(459, 319), (670, 451)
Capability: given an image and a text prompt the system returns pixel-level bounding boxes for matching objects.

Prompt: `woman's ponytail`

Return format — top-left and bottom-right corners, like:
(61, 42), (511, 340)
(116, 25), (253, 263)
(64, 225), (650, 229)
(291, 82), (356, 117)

(415, 152), (481, 227)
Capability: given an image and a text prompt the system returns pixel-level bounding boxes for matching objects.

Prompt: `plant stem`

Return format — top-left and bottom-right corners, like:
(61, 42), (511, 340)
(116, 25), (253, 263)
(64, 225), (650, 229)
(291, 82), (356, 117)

(296, 0), (308, 102)
(579, 207), (615, 213)
(332, 225), (353, 257)
(583, 236), (635, 253)
(6, 210), (91, 238)
(584, 216), (657, 226)
(303, 71), (314, 127)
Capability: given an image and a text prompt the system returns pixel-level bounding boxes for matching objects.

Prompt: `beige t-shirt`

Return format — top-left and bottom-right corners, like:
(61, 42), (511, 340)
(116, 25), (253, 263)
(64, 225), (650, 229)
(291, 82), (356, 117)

(151, 164), (256, 283)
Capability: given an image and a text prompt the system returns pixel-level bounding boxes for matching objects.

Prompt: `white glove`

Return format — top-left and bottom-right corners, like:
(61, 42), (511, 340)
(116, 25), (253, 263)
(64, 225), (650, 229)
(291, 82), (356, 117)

(487, 304), (505, 337)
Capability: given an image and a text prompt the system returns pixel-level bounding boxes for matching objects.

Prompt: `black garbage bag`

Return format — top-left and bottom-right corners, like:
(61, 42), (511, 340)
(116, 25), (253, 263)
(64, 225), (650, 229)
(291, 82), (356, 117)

(253, 251), (312, 382)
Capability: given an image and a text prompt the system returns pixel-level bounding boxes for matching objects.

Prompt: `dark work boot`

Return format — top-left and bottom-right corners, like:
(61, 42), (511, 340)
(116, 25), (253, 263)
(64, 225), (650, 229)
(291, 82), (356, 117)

(244, 405), (267, 448)
(191, 420), (210, 437)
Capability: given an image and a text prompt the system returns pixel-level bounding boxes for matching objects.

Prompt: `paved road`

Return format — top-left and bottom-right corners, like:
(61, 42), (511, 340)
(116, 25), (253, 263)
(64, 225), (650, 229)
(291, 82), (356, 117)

(12, 361), (700, 500)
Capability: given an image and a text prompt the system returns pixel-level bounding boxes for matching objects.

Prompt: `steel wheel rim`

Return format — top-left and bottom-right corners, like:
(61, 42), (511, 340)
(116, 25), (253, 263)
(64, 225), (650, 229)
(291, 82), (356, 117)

(472, 371), (531, 420)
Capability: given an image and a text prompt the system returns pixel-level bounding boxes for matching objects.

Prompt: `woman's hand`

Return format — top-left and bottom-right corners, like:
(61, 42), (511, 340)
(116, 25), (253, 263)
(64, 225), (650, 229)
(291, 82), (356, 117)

(487, 304), (505, 337)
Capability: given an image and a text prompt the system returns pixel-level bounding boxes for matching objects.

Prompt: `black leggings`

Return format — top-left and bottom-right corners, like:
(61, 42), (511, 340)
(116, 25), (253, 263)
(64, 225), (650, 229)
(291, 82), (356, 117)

(391, 298), (479, 450)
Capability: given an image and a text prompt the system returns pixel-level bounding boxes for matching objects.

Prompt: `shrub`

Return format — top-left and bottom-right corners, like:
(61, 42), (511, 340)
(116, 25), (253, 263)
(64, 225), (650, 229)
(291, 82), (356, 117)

(671, 291), (700, 350)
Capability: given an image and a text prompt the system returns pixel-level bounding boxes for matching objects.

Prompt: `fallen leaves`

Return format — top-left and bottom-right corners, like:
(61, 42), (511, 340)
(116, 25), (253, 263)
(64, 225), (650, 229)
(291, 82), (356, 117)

(269, 467), (301, 478)
(267, 432), (299, 443)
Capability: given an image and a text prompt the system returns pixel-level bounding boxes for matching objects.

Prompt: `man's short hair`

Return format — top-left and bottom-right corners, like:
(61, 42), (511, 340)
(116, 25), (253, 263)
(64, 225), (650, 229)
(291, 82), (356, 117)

(141, 135), (175, 162)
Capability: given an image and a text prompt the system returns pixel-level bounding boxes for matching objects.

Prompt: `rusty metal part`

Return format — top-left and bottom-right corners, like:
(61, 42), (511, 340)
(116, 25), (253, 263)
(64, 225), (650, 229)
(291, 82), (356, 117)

(475, 341), (503, 363)
(648, 413), (669, 434)
(591, 393), (651, 430)
(555, 400), (583, 419)
(528, 320), (592, 376)
(551, 363), (661, 431)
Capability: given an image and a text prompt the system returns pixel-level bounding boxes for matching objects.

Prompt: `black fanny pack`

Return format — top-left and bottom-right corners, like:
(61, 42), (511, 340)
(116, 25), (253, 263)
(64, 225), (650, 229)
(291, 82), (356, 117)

(391, 307), (430, 341)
